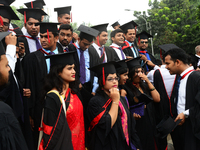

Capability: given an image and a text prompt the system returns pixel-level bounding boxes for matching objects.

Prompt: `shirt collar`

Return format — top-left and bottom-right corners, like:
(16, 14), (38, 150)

(195, 54), (200, 58)
(125, 40), (132, 46)
(43, 47), (58, 54)
(180, 66), (194, 76)
(111, 43), (120, 48)
(25, 31), (40, 38)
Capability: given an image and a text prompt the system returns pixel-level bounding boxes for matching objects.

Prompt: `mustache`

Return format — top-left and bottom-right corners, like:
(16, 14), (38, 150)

(62, 39), (68, 42)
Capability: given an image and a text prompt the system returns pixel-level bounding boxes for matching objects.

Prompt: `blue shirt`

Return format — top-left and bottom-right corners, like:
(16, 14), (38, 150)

(75, 42), (99, 93)
(43, 48), (59, 73)
(125, 40), (138, 58)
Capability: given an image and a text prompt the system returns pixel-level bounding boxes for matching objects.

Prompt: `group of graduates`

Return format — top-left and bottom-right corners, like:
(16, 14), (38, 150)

(0, 0), (200, 150)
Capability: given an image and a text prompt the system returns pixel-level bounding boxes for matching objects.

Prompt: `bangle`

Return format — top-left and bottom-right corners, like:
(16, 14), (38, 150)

(112, 102), (119, 105)
(149, 87), (156, 91)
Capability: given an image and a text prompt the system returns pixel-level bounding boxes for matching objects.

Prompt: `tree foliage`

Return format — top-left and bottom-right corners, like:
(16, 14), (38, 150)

(133, 0), (200, 55)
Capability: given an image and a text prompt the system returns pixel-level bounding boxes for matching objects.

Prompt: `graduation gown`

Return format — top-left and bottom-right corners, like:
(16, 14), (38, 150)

(10, 24), (23, 35)
(39, 92), (73, 150)
(122, 41), (139, 58)
(171, 71), (200, 150)
(22, 50), (48, 148)
(0, 101), (28, 150)
(126, 81), (158, 150)
(87, 91), (141, 150)
(88, 45), (119, 63)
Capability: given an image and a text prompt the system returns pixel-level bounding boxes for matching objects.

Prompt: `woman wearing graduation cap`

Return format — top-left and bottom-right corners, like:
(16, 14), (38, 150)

(87, 62), (141, 150)
(126, 57), (160, 150)
(38, 51), (85, 150)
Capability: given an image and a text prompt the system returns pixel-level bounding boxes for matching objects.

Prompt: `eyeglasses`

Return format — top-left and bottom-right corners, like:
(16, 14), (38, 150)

(140, 41), (148, 44)
(106, 77), (119, 82)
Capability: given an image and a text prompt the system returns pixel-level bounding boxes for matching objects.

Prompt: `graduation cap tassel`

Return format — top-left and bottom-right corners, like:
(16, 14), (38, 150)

(31, 1), (33, 8)
(0, 16), (4, 26)
(160, 48), (163, 60)
(102, 67), (105, 85)
(138, 36), (140, 45)
(24, 11), (26, 24)
(47, 29), (50, 43)
(97, 36), (101, 47)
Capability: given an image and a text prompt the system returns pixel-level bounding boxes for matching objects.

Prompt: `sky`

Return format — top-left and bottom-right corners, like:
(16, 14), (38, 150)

(12, 0), (150, 29)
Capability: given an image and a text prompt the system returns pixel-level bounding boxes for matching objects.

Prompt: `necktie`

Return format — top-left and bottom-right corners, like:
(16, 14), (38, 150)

(49, 51), (55, 55)
(32, 36), (42, 50)
(174, 76), (182, 115)
(118, 101), (129, 146)
(119, 47), (125, 60)
(79, 49), (86, 84)
(64, 47), (69, 52)
(99, 47), (105, 63)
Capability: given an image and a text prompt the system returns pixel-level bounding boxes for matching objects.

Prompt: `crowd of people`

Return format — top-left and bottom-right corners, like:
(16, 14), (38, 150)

(0, 0), (200, 150)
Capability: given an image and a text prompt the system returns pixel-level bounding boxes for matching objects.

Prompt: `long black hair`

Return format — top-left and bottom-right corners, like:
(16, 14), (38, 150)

(42, 64), (78, 101)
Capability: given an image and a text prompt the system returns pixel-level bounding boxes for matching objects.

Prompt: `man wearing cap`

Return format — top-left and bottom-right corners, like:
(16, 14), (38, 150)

(136, 31), (157, 73)
(22, 22), (61, 148)
(111, 21), (120, 30)
(0, 32), (29, 150)
(68, 24), (99, 107)
(89, 23), (119, 64)
(17, 8), (47, 55)
(110, 29), (127, 60)
(54, 6), (71, 25)
(120, 20), (139, 58)
(164, 48), (200, 150)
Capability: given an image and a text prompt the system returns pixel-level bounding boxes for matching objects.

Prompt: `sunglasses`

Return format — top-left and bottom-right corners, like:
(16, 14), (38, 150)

(140, 41), (148, 44)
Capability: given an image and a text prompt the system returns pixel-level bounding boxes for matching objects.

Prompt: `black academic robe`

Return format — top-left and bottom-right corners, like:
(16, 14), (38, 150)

(88, 45), (119, 64)
(122, 41), (139, 58)
(22, 50), (48, 148)
(40, 92), (73, 150)
(87, 91), (141, 150)
(0, 101), (28, 150)
(126, 81), (158, 150)
(153, 70), (179, 150)
(171, 71), (200, 150)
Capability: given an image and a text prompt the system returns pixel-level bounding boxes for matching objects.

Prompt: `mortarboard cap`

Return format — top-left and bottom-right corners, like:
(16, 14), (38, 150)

(78, 24), (99, 42)
(45, 51), (75, 66)
(115, 59), (128, 73)
(120, 20), (138, 33)
(91, 23), (108, 33)
(136, 31), (153, 39)
(158, 44), (180, 52)
(36, 0), (45, 5)
(36, 22), (59, 33)
(156, 116), (182, 139)
(0, 6), (19, 21)
(111, 21), (120, 28)
(130, 102), (145, 116)
(126, 57), (141, 70)
(17, 8), (47, 23)
(89, 61), (116, 85)
(0, 0), (15, 6)
(24, 1), (45, 9)
(54, 6), (71, 16)
(0, 32), (11, 56)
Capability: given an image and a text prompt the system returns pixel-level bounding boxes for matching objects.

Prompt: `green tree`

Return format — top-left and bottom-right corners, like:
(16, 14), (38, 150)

(10, 6), (24, 28)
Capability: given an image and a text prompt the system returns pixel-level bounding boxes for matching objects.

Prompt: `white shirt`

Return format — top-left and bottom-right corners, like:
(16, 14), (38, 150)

(110, 43), (126, 60)
(6, 45), (17, 73)
(21, 26), (27, 35)
(195, 54), (200, 66)
(177, 66), (194, 115)
(147, 65), (176, 97)
(92, 43), (107, 62)
(25, 32), (40, 53)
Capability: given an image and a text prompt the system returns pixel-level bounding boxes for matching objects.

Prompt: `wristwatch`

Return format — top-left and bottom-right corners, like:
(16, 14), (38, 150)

(183, 112), (189, 118)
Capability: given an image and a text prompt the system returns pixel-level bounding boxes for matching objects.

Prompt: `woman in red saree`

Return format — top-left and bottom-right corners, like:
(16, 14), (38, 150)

(39, 52), (85, 150)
